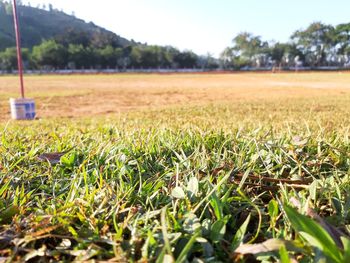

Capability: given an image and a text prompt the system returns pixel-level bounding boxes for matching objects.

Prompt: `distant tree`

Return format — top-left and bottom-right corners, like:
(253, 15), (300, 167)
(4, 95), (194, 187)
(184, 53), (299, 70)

(291, 22), (335, 66)
(115, 46), (132, 69)
(334, 24), (350, 53)
(128, 45), (202, 69)
(267, 42), (299, 68)
(159, 47), (174, 68)
(97, 45), (118, 68)
(233, 32), (262, 57)
(0, 47), (30, 71)
(284, 43), (305, 67)
(67, 44), (86, 69)
(173, 50), (198, 68)
(162, 46), (179, 68)
(129, 46), (162, 68)
(197, 53), (219, 69)
(67, 44), (98, 69)
(130, 46), (142, 67)
(220, 47), (235, 69)
(122, 46), (132, 57)
(113, 48), (123, 68)
(140, 46), (162, 68)
(0, 47), (18, 71)
(32, 40), (67, 69)
(231, 32), (269, 67)
(220, 32), (267, 68)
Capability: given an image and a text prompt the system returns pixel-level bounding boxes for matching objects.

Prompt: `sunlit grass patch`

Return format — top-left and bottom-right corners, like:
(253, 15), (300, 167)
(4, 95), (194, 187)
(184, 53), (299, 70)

(1, 115), (350, 261)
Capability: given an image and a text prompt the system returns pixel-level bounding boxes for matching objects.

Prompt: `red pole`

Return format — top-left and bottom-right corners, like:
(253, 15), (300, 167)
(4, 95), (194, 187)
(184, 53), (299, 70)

(12, 0), (25, 98)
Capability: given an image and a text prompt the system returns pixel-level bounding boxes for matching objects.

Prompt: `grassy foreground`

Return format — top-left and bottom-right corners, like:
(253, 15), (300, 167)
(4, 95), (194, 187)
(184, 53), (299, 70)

(1, 73), (350, 262)
(1, 114), (350, 262)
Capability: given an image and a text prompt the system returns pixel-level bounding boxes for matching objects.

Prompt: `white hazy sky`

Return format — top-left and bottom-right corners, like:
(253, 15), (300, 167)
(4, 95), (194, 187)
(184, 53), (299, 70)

(26, 0), (350, 57)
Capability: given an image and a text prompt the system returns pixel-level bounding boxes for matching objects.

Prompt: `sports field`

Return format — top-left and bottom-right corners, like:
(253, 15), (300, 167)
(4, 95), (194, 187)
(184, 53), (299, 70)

(1, 72), (350, 123)
(1, 73), (350, 262)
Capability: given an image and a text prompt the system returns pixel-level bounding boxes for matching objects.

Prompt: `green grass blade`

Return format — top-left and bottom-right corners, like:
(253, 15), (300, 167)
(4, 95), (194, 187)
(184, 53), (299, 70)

(283, 205), (343, 263)
(231, 213), (251, 250)
(175, 232), (199, 263)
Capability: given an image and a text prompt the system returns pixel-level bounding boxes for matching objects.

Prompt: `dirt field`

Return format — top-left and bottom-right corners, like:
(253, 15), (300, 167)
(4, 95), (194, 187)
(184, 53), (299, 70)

(1, 72), (350, 121)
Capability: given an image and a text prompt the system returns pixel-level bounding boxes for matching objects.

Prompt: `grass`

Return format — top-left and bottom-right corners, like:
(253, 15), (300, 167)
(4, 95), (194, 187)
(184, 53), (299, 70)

(1, 73), (350, 262)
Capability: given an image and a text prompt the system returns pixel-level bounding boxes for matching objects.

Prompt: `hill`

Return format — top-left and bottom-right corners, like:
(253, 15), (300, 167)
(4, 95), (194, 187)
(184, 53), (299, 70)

(0, 2), (215, 71)
(0, 1), (134, 51)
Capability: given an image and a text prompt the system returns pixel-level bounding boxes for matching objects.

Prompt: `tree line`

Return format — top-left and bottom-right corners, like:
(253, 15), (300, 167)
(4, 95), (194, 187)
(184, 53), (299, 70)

(221, 22), (350, 69)
(0, 38), (218, 71)
(2, 21), (350, 71)
(0, 40), (218, 71)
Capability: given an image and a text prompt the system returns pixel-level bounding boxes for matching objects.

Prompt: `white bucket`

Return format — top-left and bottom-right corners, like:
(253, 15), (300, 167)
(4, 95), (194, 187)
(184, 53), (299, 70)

(9, 98), (36, 120)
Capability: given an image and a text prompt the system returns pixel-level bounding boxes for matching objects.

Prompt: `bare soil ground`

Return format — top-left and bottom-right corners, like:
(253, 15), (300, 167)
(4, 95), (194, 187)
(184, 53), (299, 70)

(1, 72), (350, 121)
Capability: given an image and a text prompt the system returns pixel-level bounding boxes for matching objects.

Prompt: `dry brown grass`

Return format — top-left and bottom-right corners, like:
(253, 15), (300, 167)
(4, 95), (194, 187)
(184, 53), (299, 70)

(1, 72), (350, 122)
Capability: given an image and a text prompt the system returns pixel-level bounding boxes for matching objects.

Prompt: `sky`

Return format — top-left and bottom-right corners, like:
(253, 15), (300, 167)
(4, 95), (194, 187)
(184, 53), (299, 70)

(26, 0), (350, 57)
